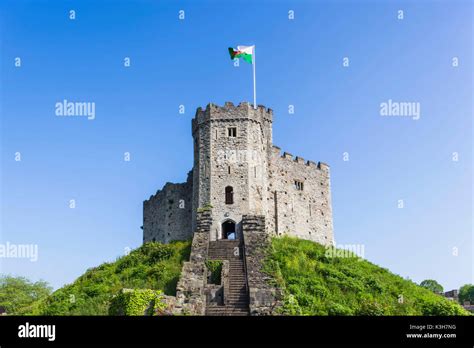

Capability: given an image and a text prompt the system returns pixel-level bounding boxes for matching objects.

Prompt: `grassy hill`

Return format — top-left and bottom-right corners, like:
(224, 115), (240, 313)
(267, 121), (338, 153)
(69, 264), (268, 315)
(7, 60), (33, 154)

(29, 236), (469, 316)
(264, 237), (469, 316)
(36, 241), (191, 315)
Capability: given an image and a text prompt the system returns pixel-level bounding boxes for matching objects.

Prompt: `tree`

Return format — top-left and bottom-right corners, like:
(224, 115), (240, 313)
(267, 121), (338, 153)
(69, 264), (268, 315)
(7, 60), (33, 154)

(458, 284), (474, 304)
(0, 275), (52, 314)
(420, 279), (443, 294)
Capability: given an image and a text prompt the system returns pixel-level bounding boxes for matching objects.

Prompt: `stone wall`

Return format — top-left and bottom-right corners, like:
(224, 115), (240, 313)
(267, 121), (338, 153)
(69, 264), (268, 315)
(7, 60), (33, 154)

(204, 260), (228, 306)
(266, 146), (334, 245)
(242, 215), (282, 315)
(143, 171), (193, 243)
(173, 210), (211, 315)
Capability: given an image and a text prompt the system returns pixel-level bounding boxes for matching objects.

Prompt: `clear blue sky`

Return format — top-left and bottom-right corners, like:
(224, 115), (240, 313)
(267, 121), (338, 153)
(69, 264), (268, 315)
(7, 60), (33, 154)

(1, 0), (472, 291)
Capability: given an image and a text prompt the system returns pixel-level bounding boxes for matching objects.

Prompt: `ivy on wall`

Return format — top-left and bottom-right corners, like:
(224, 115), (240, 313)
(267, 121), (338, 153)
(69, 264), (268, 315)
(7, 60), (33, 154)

(109, 289), (166, 316)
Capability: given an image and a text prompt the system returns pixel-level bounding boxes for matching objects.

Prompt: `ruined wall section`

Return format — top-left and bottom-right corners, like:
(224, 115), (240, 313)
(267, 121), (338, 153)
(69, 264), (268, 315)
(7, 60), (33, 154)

(143, 171), (193, 243)
(266, 146), (334, 245)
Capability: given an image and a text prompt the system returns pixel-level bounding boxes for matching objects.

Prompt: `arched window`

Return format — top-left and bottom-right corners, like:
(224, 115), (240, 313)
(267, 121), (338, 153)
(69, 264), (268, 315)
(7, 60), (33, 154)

(225, 186), (233, 204)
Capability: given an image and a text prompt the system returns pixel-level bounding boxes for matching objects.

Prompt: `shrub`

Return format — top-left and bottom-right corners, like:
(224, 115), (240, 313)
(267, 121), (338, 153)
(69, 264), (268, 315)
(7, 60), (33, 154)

(0, 276), (52, 315)
(327, 302), (354, 316)
(109, 289), (166, 316)
(205, 260), (223, 285)
(421, 297), (468, 316)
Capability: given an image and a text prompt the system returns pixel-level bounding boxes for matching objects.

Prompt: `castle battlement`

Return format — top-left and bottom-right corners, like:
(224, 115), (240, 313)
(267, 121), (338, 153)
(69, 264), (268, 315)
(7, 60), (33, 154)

(192, 102), (273, 133)
(271, 145), (327, 170)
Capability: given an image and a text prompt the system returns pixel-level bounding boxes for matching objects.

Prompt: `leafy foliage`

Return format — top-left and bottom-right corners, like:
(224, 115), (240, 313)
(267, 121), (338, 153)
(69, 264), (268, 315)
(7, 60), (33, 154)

(109, 289), (166, 316)
(265, 237), (470, 316)
(205, 260), (223, 285)
(459, 284), (474, 304)
(420, 279), (443, 294)
(0, 275), (52, 315)
(36, 241), (190, 315)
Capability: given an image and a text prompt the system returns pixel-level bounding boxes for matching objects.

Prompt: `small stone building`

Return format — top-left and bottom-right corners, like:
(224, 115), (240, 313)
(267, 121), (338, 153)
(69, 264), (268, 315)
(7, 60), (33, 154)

(143, 102), (334, 245)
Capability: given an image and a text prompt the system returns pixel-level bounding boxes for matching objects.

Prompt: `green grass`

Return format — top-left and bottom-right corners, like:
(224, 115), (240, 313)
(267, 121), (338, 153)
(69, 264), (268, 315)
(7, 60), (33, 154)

(265, 236), (470, 316)
(36, 241), (191, 315)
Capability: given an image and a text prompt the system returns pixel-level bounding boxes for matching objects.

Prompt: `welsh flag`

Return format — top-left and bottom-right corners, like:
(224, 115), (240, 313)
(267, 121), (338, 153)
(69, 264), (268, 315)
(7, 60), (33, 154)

(228, 45), (254, 64)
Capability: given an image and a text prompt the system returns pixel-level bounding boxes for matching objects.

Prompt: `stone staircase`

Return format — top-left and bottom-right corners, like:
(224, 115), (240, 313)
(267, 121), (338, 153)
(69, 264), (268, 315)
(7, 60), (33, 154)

(205, 240), (250, 316)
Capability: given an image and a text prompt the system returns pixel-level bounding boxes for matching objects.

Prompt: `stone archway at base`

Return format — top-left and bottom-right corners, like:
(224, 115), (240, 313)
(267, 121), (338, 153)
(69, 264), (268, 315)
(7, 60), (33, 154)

(221, 220), (236, 240)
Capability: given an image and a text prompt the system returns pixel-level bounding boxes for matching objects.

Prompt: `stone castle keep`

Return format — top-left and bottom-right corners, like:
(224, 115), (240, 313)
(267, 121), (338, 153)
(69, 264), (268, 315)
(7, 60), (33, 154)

(143, 102), (334, 246)
(143, 102), (334, 315)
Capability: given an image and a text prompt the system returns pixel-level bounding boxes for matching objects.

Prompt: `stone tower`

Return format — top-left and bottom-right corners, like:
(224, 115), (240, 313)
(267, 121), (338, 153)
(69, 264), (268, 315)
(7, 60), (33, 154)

(143, 101), (334, 246)
(191, 102), (273, 241)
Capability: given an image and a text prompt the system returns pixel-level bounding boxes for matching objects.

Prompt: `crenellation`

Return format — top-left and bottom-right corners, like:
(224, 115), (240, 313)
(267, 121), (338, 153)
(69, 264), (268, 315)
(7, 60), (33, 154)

(317, 161), (330, 171)
(295, 156), (305, 164)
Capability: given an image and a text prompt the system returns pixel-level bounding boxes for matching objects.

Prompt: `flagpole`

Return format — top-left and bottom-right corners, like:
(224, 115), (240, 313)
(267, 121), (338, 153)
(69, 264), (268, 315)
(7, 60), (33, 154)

(253, 45), (256, 109)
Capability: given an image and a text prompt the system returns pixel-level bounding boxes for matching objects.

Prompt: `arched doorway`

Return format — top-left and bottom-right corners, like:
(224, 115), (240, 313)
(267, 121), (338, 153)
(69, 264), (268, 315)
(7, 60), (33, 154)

(222, 220), (236, 240)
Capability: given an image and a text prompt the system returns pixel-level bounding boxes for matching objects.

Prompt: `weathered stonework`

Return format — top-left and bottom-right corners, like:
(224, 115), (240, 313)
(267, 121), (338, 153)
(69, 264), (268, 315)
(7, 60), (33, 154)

(242, 215), (282, 315)
(143, 171), (193, 243)
(171, 211), (211, 315)
(143, 102), (334, 245)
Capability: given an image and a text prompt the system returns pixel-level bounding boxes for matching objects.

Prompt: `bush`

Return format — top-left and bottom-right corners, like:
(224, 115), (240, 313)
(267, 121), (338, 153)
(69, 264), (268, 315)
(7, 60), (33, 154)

(421, 297), (468, 316)
(109, 289), (166, 316)
(327, 302), (354, 316)
(205, 260), (223, 285)
(459, 284), (474, 304)
(420, 279), (444, 294)
(0, 275), (52, 315)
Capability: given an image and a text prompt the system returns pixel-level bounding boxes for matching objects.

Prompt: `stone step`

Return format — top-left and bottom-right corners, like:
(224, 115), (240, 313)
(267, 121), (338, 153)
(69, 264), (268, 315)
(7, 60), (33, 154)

(206, 306), (248, 313)
(206, 311), (249, 316)
(226, 299), (248, 303)
(207, 306), (249, 312)
(206, 241), (249, 316)
(227, 297), (248, 302)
